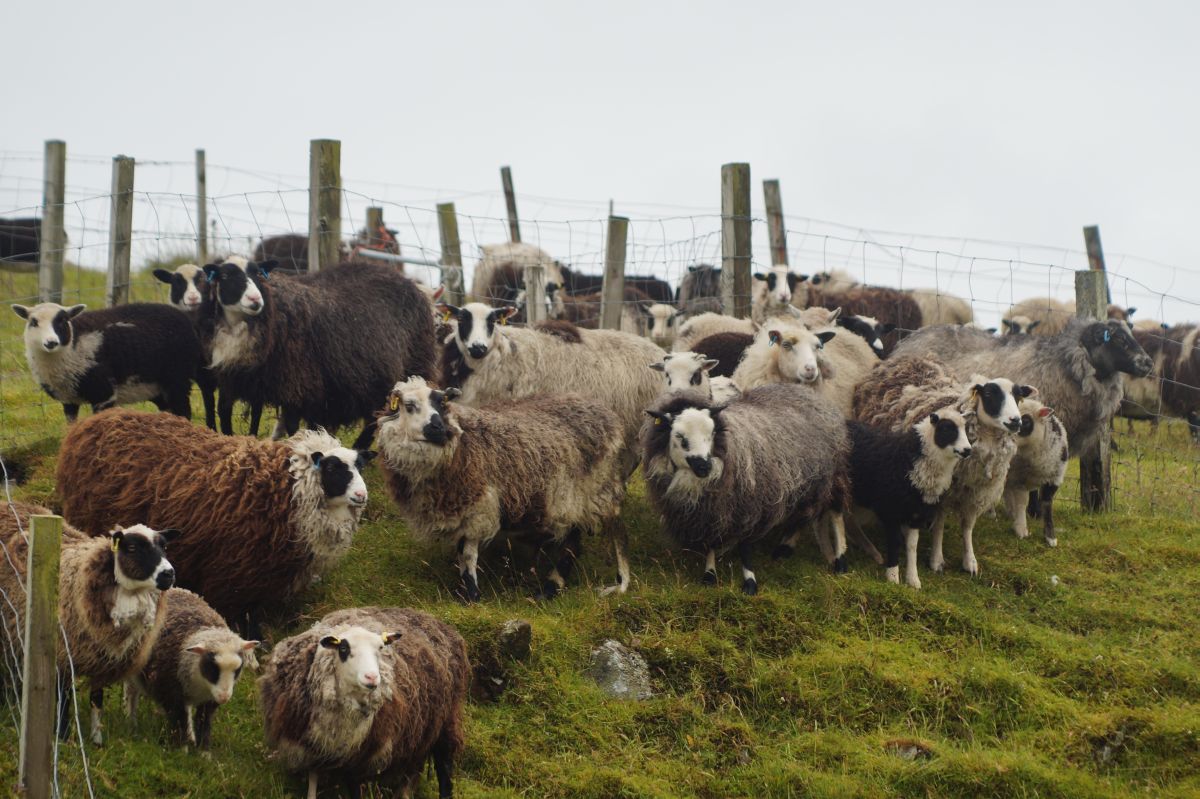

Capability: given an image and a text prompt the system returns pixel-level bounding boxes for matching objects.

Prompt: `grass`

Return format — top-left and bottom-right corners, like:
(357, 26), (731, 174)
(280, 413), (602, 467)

(1, 267), (1199, 797)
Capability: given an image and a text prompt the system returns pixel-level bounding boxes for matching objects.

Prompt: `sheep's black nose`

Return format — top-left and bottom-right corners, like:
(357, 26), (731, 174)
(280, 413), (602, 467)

(467, 344), (488, 359)
(1134, 357), (1153, 377)
(687, 456), (712, 477)
(422, 422), (448, 445)
(156, 569), (175, 590)
(1004, 419), (1021, 432)
(44, 341), (59, 350)
(959, 447), (972, 459)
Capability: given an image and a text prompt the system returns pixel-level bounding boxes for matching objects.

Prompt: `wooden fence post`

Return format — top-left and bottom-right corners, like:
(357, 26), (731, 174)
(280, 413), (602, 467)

(1076, 269), (1112, 512)
(308, 139), (342, 273)
(39, 140), (66, 303)
(721, 163), (752, 319)
(437, 202), (465, 305)
(364, 206), (384, 248)
(500, 166), (521, 243)
(18, 514), (62, 799)
(523, 263), (546, 325)
(105, 156), (135, 307)
(195, 149), (208, 266)
(763, 179), (787, 266)
(1083, 225), (1111, 303)
(600, 215), (629, 330)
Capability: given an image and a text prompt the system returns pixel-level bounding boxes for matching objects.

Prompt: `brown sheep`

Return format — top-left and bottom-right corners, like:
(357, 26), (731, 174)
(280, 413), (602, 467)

(798, 283), (923, 354)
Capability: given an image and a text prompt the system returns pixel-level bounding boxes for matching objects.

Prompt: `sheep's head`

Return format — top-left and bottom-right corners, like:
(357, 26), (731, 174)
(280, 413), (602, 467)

(762, 323), (835, 384)
(836, 313), (894, 356)
(436, 302), (517, 362)
(752, 265), (804, 313)
(651, 352), (719, 396)
(109, 524), (178, 593)
(967, 376), (1034, 434)
(202, 258), (276, 317)
(1001, 315), (1039, 335)
(318, 626), (402, 697)
(917, 409), (972, 461)
(377, 376), (463, 459)
(1083, 320), (1153, 379)
(643, 303), (683, 344)
(185, 632), (259, 706)
(12, 302), (86, 353)
(152, 263), (208, 311)
(646, 406), (723, 481)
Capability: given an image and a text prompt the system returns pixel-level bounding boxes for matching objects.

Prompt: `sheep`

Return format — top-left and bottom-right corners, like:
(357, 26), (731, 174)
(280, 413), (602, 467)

(891, 318), (1153, 460)
(643, 303), (684, 347)
(751, 264), (807, 324)
(673, 311), (753, 352)
(252, 234), (350, 275)
(469, 242), (565, 305)
(11, 301), (202, 423)
(690, 331), (754, 378)
(377, 377), (630, 600)
(56, 409), (373, 636)
(437, 302), (664, 471)
(0, 217), (41, 264)
(484, 262), (566, 322)
(806, 268), (858, 294)
(907, 288), (974, 326)
(126, 587), (258, 749)
(834, 312), (895, 356)
(1005, 297), (1138, 337)
(845, 411), (973, 588)
(1004, 399), (1069, 546)
(650, 351), (741, 404)
(0, 501), (176, 745)
(558, 264), (673, 304)
(203, 257), (436, 449)
(1001, 314), (1041, 336)
(853, 356), (1032, 575)
(641, 385), (852, 592)
(1121, 324), (1200, 439)
(796, 282), (922, 354)
(259, 606), (469, 799)
(675, 263), (722, 311)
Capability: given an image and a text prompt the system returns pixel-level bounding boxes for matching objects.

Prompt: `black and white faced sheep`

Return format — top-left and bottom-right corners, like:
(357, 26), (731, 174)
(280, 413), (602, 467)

(1005, 399), (1069, 547)
(641, 385), (852, 593)
(127, 587), (258, 749)
(651, 351), (741, 404)
(56, 409), (373, 636)
(0, 501), (177, 745)
(836, 313), (895, 357)
(750, 265), (807, 324)
(796, 282), (922, 354)
(152, 262), (230, 431)
(203, 257), (437, 449)
(891, 318), (1153, 460)
(377, 377), (630, 600)
(11, 301), (202, 423)
(643, 303), (684, 347)
(259, 606), (469, 799)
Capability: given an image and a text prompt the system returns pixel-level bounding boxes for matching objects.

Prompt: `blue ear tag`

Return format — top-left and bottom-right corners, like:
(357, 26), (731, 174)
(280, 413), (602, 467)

(1104, 329), (1111, 342)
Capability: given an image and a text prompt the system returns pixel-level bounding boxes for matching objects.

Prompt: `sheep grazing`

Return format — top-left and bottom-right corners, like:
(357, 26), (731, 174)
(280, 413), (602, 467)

(675, 263), (722, 313)
(1005, 399), (1069, 546)
(56, 409), (373, 635)
(437, 302), (664, 470)
(690, 331), (754, 378)
(643, 303), (684, 347)
(470, 242), (565, 305)
(846, 412), (973, 588)
(11, 301), (202, 423)
(891, 318), (1153, 460)
(204, 257), (436, 449)
(260, 606), (468, 799)
(377, 377), (630, 600)
(797, 282), (922, 354)
(908, 288), (974, 326)
(642, 385), (851, 592)
(854, 356), (1033, 575)
(651, 351), (741, 404)
(127, 588), (257, 749)
(0, 501), (176, 745)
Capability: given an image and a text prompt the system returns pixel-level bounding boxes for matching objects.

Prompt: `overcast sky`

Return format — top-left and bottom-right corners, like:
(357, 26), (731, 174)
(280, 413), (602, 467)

(5, 0), (1199, 324)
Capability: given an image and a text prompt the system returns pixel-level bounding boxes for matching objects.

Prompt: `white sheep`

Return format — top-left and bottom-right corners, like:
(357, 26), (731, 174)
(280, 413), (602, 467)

(1004, 399), (1069, 547)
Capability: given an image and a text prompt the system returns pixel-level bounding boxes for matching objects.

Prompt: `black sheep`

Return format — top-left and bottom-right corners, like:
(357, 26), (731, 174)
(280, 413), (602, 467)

(0, 217), (41, 263)
(690, 331), (754, 378)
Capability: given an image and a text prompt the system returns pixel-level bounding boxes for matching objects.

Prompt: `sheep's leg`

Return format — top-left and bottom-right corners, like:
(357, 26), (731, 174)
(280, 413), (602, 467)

(541, 528), (581, 599)
(198, 372), (217, 431)
(56, 671), (73, 740)
(457, 537), (482, 603)
(275, 408), (301, 440)
(738, 541), (758, 595)
(1041, 483), (1059, 547)
(599, 517), (631, 596)
(433, 735), (455, 799)
(960, 508), (981, 576)
(1026, 489), (1041, 518)
(89, 685), (104, 746)
(772, 526), (812, 561)
(247, 400), (264, 437)
(184, 705), (197, 748)
(218, 393), (236, 435)
(62, 403), (80, 424)
(846, 515), (885, 565)
(306, 771), (319, 799)
(351, 418), (377, 450)
(883, 522), (901, 584)
(166, 382), (193, 420)
(122, 681), (139, 728)
(197, 704), (216, 751)
(702, 549), (717, 586)
(829, 513), (849, 573)
(903, 526), (922, 590)
(1004, 488), (1030, 539)
(929, 509), (946, 573)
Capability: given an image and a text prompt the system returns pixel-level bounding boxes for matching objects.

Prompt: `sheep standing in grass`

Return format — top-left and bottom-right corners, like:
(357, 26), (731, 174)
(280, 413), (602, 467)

(259, 606), (469, 799)
(56, 409), (373, 636)
(651, 352), (741, 404)
(0, 501), (176, 745)
(127, 587), (258, 749)
(642, 385), (851, 592)
(1004, 399), (1069, 547)
(377, 377), (630, 600)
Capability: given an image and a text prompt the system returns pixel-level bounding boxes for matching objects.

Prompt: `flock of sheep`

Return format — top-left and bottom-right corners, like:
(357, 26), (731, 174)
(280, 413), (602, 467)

(3, 237), (1188, 797)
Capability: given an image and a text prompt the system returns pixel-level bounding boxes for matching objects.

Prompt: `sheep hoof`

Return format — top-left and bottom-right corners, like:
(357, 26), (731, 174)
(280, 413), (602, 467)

(884, 566), (900, 584)
(962, 558), (979, 576)
(1014, 529), (1030, 539)
(454, 579), (482, 603)
(833, 555), (848, 574)
(701, 570), (717, 587)
(905, 576), (922, 590)
(536, 582), (560, 601)
(771, 544), (795, 560)
(741, 578), (758, 596)
(930, 557), (945, 573)
(1045, 536), (1058, 548)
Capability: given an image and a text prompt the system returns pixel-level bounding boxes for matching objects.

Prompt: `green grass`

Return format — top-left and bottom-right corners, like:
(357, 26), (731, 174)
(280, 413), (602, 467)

(1, 267), (1199, 797)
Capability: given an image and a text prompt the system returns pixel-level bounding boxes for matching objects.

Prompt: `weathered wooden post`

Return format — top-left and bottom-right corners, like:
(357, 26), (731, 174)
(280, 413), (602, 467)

(364, 206), (385, 248)
(308, 139), (342, 273)
(1083, 224), (1111, 303)
(523, 263), (546, 325)
(500, 166), (521, 243)
(105, 155), (135, 307)
(195, 148), (208, 266)
(1076, 268), (1113, 511)
(18, 514), (62, 799)
(763, 179), (787, 266)
(39, 140), (66, 303)
(721, 163), (752, 319)
(600, 215), (629, 330)
(437, 202), (465, 306)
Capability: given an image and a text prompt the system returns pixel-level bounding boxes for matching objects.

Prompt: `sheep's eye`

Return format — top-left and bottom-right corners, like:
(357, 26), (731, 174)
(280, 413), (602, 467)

(690, 372), (702, 386)
(647, 319), (654, 328)
(782, 342), (793, 350)
(405, 402), (417, 413)
(28, 319), (38, 328)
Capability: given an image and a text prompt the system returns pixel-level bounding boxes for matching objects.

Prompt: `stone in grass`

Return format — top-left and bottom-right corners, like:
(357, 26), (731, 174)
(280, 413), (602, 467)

(587, 640), (652, 700)
(883, 738), (934, 761)
(498, 619), (532, 662)
(471, 619), (533, 703)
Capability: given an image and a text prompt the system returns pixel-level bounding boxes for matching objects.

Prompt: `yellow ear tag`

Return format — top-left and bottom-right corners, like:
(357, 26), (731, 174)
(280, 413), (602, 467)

(111, 537), (119, 552)
(654, 417), (662, 426)
(389, 395), (400, 412)
(440, 310), (452, 323)
(498, 314), (508, 326)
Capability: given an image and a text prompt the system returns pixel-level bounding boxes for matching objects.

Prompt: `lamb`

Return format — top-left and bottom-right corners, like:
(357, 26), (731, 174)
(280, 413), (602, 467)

(56, 409), (373, 635)
(642, 385), (852, 593)
(854, 356), (1033, 575)
(204, 257), (436, 449)
(377, 377), (630, 600)
(259, 606), (469, 799)
(690, 331), (754, 377)
(891, 318), (1153, 459)
(845, 412), (973, 588)
(643, 303), (684, 347)
(650, 352), (741, 404)
(1004, 399), (1069, 546)
(11, 301), (202, 423)
(126, 587), (258, 749)
(469, 242), (565, 305)
(437, 302), (664, 471)
(796, 282), (922, 354)
(0, 501), (176, 745)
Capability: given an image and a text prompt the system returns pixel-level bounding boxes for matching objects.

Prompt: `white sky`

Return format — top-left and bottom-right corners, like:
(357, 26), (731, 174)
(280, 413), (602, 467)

(4, 0), (1199, 327)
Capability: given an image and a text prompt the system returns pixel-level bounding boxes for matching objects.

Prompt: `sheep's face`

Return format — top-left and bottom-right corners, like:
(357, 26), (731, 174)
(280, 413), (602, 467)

(919, 411), (973, 460)
(378, 377), (462, 452)
(644, 304), (681, 344)
(187, 637), (258, 705)
(308, 448), (373, 508)
(651, 353), (717, 396)
(319, 626), (402, 694)
(649, 407), (721, 480)
(12, 302), (86, 353)
(437, 302), (517, 362)
(544, 282), (566, 319)
(969, 377), (1032, 434)
(1015, 399), (1065, 450)
(752, 266), (802, 312)
(1001, 316), (1039, 335)
(152, 263), (207, 311)
(765, 325), (834, 384)
(1085, 320), (1153, 379)
(202, 259), (276, 317)
(837, 313), (893, 356)
(110, 525), (178, 592)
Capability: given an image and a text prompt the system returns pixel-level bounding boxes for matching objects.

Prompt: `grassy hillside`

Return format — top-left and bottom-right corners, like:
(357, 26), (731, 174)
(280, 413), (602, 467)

(1, 267), (1198, 798)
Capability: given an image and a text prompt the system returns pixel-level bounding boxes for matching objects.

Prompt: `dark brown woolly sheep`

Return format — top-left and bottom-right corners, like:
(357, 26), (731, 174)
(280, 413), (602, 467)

(259, 606), (469, 799)
(56, 409), (373, 636)
(691, 331), (754, 377)
(1126, 324), (1200, 438)
(799, 284), (922, 354)
(252, 234), (350, 275)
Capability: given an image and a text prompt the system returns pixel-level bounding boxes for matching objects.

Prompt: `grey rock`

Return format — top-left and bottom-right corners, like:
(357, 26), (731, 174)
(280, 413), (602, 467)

(586, 640), (652, 700)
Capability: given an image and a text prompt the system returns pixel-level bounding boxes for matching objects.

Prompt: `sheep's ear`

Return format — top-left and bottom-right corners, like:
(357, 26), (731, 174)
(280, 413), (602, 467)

(971, 384), (984, 397)
(157, 528), (182, 545)
(242, 640), (261, 651)
(435, 302), (459, 323)
(497, 306), (519, 325)
(187, 645), (207, 655)
(767, 329), (782, 346)
(688, 265), (698, 273)
(310, 452), (323, 468)
(1126, 307), (1137, 317)
(1002, 319), (1017, 333)
(257, 259), (279, 278)
(382, 632), (403, 646)
(152, 268), (173, 284)
(356, 450), (378, 467)
(66, 304), (86, 319)
(753, 272), (767, 282)
(986, 327), (998, 335)
(827, 307), (842, 321)
(431, 285), (445, 302)
(797, 274), (809, 283)
(701, 359), (719, 373)
(1028, 320), (1041, 332)
(1038, 407), (1053, 418)
(816, 331), (836, 346)
(11, 304), (29, 320)
(929, 413), (940, 424)
(646, 409), (673, 426)
(649, 362), (666, 372)
(109, 529), (124, 550)
(319, 636), (341, 649)
(1016, 385), (1038, 399)
(443, 387), (462, 400)
(671, 309), (685, 320)
(203, 263), (221, 282)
